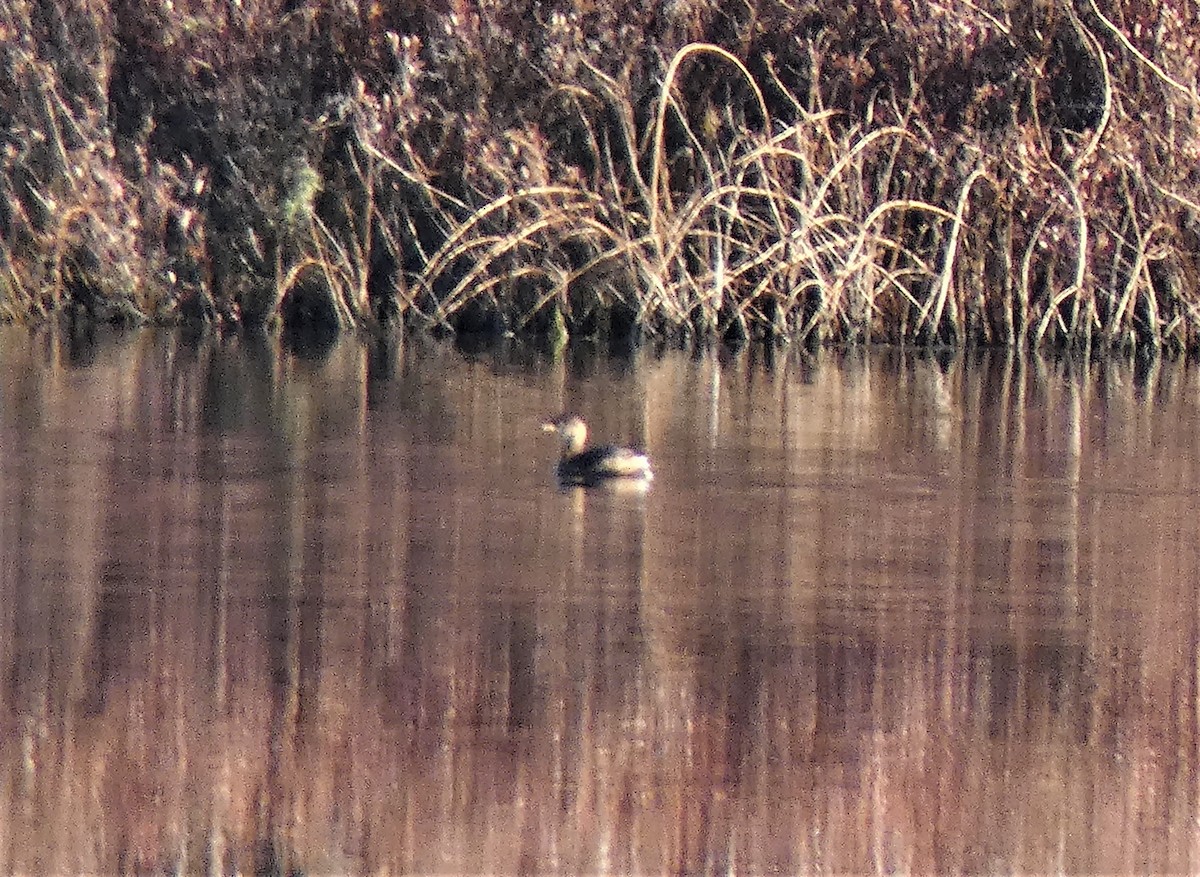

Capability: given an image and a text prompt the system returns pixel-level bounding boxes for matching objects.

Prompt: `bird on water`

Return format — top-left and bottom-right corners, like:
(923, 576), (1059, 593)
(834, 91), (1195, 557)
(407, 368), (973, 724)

(541, 415), (654, 486)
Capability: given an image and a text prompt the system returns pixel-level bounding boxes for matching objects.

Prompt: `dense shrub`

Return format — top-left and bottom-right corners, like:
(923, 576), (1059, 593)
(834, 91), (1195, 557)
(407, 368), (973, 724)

(1, 0), (1198, 348)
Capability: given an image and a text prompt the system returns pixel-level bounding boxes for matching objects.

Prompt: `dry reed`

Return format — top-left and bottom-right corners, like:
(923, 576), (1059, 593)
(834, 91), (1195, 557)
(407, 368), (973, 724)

(2, 0), (1198, 348)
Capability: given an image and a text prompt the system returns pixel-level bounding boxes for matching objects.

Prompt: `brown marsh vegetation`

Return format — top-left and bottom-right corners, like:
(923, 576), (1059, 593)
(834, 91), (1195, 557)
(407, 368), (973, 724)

(1, 1), (1199, 348)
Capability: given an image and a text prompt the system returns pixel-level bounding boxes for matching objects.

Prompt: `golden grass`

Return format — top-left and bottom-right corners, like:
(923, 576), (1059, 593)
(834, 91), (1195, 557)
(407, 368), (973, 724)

(2, 1), (1199, 347)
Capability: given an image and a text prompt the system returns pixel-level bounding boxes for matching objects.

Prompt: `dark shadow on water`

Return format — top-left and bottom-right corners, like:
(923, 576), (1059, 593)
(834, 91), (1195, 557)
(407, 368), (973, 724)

(365, 332), (403, 414)
(453, 328), (507, 359)
(199, 334), (279, 435)
(59, 319), (141, 369)
(254, 838), (302, 877)
(282, 321), (339, 363)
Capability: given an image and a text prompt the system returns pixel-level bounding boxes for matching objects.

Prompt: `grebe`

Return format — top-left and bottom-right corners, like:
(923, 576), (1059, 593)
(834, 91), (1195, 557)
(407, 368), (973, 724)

(541, 415), (653, 485)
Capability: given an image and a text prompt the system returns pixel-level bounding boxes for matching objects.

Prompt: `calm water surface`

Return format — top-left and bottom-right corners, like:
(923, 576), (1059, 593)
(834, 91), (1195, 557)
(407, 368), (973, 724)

(1, 328), (1198, 874)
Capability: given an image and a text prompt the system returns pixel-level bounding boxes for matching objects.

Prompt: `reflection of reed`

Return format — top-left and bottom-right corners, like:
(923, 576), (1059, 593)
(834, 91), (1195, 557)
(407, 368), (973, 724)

(0, 332), (1198, 872)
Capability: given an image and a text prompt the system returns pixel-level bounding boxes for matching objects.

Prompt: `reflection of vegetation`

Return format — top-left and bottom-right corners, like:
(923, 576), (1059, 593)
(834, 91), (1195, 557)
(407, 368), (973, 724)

(2, 1), (1199, 348)
(2, 332), (1199, 871)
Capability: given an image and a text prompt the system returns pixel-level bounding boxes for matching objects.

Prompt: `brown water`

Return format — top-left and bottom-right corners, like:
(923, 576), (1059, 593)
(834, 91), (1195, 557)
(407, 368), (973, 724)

(1, 327), (1198, 874)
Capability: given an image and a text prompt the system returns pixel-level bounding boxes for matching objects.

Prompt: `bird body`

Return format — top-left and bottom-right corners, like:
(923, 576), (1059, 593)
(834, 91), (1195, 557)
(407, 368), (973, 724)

(541, 415), (653, 485)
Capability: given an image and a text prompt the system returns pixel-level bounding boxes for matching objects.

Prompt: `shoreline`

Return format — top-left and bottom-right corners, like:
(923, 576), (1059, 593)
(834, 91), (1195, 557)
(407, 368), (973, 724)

(3, 1), (1198, 350)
